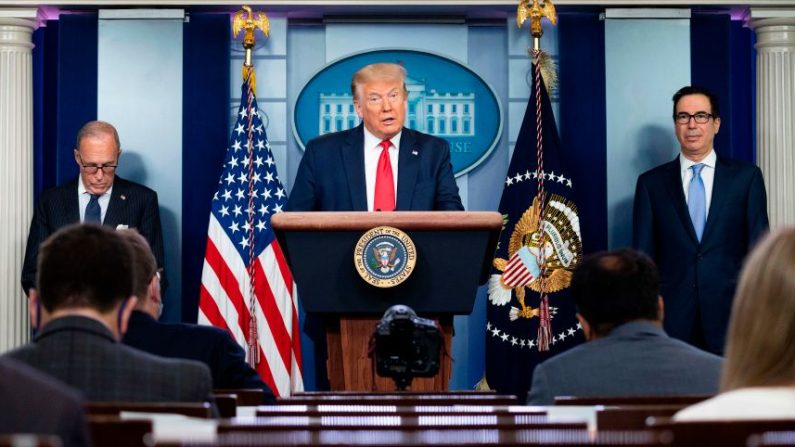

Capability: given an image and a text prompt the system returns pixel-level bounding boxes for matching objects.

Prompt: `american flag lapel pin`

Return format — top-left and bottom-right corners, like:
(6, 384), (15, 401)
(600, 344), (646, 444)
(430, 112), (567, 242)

(411, 149), (418, 156)
(120, 194), (127, 201)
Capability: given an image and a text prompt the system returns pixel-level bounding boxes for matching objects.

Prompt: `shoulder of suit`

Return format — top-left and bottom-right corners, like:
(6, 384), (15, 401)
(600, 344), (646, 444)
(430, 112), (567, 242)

(715, 155), (760, 172)
(121, 342), (210, 373)
(306, 126), (358, 150)
(113, 177), (157, 195)
(38, 179), (79, 201)
(638, 158), (679, 179)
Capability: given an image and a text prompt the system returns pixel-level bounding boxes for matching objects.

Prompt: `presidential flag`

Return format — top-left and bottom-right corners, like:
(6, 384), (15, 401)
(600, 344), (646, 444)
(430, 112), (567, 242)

(198, 69), (303, 396)
(484, 64), (583, 399)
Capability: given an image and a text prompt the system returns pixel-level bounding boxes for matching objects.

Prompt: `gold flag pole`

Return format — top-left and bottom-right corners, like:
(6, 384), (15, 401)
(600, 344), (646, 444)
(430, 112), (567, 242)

(232, 4), (270, 367)
(516, 0), (558, 351)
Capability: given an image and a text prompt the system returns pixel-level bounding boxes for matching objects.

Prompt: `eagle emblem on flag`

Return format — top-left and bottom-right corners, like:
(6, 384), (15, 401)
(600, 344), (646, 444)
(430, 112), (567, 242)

(488, 194), (582, 321)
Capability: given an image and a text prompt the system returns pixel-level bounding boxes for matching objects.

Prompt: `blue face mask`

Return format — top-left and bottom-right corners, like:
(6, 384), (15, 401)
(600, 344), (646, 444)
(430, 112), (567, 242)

(117, 297), (129, 336)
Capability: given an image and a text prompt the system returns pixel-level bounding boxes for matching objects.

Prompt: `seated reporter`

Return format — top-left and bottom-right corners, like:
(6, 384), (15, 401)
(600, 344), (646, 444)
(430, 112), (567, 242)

(527, 249), (722, 405)
(0, 357), (89, 447)
(6, 224), (212, 403)
(676, 227), (795, 420)
(120, 231), (276, 404)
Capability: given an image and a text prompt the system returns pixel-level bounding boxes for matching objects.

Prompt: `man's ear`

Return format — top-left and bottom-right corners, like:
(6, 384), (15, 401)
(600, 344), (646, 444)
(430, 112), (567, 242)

(148, 275), (161, 305)
(28, 289), (39, 330)
(576, 313), (592, 341)
(657, 296), (665, 321)
(118, 296), (139, 337)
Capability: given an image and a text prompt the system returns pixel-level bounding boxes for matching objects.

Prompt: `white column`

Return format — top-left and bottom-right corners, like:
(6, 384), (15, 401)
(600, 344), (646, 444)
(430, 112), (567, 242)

(752, 10), (795, 228)
(0, 9), (36, 352)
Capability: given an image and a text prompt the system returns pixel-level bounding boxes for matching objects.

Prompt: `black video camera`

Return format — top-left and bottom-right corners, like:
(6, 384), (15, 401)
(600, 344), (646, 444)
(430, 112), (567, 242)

(372, 304), (442, 391)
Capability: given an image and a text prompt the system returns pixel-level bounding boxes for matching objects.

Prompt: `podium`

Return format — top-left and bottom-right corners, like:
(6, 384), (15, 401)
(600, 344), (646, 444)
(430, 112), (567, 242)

(272, 211), (502, 391)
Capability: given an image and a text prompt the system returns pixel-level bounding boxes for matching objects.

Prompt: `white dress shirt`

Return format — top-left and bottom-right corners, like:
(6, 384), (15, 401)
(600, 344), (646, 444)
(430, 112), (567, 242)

(679, 149), (716, 219)
(363, 126), (400, 212)
(78, 179), (112, 223)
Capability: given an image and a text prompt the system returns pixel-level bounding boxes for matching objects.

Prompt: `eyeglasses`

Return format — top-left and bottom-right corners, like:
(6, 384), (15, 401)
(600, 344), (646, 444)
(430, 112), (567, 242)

(674, 112), (714, 124)
(77, 154), (118, 174)
(365, 90), (403, 107)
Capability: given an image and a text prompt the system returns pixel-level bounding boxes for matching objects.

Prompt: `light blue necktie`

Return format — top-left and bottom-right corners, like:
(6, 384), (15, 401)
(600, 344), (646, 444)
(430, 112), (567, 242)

(85, 194), (101, 224)
(688, 163), (706, 241)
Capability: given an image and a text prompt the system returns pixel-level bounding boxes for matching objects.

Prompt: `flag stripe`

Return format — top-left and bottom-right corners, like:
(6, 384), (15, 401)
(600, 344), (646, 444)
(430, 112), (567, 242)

(252, 255), (293, 370)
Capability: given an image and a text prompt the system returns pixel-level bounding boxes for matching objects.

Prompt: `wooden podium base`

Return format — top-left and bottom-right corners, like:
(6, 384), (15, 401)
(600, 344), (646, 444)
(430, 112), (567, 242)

(326, 316), (453, 391)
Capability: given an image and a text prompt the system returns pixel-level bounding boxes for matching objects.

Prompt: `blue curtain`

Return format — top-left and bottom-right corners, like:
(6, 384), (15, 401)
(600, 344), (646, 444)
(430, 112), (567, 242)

(691, 13), (755, 163)
(181, 13), (231, 322)
(558, 11), (607, 254)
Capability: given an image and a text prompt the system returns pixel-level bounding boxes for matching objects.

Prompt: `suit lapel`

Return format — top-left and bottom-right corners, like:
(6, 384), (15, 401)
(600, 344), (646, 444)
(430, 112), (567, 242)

(63, 180), (80, 224)
(702, 156), (730, 244)
(103, 178), (127, 227)
(396, 128), (419, 210)
(342, 126), (368, 211)
(664, 157), (699, 244)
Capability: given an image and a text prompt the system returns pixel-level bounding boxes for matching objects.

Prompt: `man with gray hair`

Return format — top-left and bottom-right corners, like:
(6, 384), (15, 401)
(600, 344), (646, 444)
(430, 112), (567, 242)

(287, 62), (463, 212)
(22, 120), (165, 295)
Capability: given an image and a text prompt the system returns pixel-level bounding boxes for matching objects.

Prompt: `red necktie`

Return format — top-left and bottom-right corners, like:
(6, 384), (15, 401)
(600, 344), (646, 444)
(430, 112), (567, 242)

(373, 139), (395, 211)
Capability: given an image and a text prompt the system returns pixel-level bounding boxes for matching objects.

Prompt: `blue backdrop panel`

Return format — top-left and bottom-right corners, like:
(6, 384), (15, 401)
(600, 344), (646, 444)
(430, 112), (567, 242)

(558, 11), (607, 254)
(181, 13), (231, 322)
(691, 13), (755, 163)
(55, 14), (98, 186)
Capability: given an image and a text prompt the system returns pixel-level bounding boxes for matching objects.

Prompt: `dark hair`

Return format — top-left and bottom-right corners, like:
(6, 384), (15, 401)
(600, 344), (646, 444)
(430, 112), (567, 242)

(118, 230), (157, 301)
(672, 86), (720, 120)
(571, 248), (660, 336)
(37, 224), (134, 313)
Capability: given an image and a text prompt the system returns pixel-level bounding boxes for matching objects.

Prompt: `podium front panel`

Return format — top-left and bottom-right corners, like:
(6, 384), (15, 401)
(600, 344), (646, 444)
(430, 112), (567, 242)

(282, 229), (492, 315)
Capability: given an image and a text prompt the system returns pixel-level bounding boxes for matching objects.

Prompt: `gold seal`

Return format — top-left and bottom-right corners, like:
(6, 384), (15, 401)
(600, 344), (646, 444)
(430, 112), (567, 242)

(354, 226), (417, 288)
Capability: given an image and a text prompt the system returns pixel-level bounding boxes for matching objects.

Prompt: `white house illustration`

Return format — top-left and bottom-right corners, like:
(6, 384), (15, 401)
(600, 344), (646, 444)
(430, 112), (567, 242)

(318, 76), (475, 137)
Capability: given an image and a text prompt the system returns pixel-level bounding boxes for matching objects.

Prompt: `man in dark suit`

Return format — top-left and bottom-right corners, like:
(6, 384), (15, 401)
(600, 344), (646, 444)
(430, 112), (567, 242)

(6, 224), (212, 403)
(527, 249), (722, 405)
(0, 357), (89, 447)
(21, 120), (165, 294)
(287, 62), (464, 212)
(120, 231), (276, 404)
(633, 86), (769, 354)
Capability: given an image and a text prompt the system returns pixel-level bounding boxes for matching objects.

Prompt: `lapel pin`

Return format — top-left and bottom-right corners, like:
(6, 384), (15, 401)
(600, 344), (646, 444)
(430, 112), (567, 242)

(120, 195), (126, 201)
(411, 150), (418, 156)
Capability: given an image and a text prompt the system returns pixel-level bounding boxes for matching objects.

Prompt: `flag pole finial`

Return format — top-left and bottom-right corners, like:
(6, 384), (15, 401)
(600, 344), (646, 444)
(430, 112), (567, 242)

(233, 5), (270, 88)
(516, 0), (557, 52)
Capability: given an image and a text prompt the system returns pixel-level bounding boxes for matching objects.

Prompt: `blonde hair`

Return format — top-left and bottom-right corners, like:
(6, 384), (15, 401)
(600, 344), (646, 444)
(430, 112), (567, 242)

(721, 227), (795, 391)
(350, 63), (407, 100)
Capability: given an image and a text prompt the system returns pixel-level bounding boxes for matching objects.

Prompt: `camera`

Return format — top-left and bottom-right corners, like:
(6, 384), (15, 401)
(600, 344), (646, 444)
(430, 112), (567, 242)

(372, 304), (442, 390)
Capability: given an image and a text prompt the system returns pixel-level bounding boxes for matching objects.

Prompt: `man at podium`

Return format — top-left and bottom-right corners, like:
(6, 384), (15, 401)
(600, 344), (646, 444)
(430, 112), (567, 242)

(287, 62), (464, 212)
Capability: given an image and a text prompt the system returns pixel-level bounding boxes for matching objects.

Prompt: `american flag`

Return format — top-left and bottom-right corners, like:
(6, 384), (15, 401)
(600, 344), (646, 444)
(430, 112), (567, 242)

(198, 72), (303, 397)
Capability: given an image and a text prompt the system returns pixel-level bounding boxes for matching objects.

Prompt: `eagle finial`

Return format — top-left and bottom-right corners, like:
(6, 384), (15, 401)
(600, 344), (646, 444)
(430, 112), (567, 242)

(517, 0), (557, 50)
(232, 5), (270, 66)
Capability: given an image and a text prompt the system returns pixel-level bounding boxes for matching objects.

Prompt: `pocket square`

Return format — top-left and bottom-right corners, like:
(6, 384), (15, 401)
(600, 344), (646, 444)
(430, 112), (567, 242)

(116, 224), (129, 230)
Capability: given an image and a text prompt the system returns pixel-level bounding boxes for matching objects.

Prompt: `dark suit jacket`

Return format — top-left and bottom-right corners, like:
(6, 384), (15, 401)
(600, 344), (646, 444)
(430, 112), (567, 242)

(0, 357), (90, 447)
(527, 322), (723, 405)
(123, 311), (276, 404)
(5, 316), (212, 403)
(633, 155), (769, 353)
(286, 125), (464, 211)
(21, 176), (166, 293)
